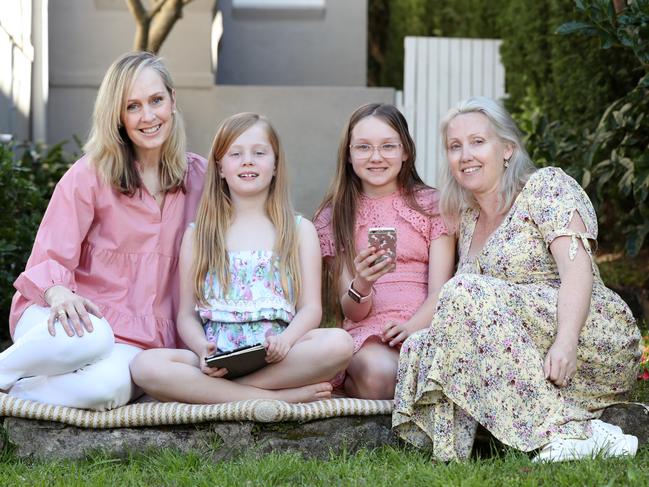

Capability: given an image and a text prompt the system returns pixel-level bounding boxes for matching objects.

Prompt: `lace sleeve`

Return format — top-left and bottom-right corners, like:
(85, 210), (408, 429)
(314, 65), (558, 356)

(313, 205), (336, 257)
(394, 188), (449, 245)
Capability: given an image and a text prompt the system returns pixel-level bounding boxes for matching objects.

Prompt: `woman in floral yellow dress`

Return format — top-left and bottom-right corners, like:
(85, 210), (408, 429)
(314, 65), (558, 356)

(393, 97), (642, 462)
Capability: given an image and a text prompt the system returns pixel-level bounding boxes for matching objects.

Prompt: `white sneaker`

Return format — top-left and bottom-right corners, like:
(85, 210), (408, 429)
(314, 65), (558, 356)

(533, 420), (638, 463)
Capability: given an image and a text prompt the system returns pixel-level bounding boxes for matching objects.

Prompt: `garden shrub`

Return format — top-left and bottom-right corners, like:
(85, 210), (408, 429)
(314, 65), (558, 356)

(557, 0), (649, 255)
(501, 0), (641, 131)
(0, 141), (73, 342)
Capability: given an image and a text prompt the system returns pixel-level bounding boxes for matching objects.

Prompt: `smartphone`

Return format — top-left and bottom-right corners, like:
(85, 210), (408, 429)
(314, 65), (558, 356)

(368, 227), (397, 270)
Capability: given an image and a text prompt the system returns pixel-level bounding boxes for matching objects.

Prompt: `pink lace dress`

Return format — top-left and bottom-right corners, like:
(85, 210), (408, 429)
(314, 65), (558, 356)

(315, 188), (448, 353)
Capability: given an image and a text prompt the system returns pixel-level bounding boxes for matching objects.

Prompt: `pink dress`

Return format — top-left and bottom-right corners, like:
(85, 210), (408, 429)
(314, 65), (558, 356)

(9, 153), (206, 350)
(315, 188), (448, 352)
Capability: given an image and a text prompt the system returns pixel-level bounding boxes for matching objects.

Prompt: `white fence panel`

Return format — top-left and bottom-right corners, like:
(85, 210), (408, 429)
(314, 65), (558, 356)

(397, 37), (505, 188)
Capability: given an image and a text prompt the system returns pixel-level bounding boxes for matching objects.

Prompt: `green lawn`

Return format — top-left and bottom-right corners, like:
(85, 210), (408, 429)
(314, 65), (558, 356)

(0, 444), (648, 486)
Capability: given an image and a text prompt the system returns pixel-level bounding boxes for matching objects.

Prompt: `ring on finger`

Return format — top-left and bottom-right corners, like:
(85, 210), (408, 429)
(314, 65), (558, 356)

(57, 309), (66, 317)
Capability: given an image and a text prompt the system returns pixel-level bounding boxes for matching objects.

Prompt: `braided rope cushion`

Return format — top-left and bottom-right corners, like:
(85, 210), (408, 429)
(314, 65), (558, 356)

(0, 393), (393, 428)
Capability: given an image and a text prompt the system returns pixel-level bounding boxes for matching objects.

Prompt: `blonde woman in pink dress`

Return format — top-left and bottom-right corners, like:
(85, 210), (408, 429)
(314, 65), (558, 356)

(0, 52), (206, 410)
(314, 103), (455, 399)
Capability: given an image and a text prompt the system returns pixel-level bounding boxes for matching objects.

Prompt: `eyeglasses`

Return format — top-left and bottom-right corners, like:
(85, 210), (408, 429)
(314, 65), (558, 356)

(349, 143), (403, 160)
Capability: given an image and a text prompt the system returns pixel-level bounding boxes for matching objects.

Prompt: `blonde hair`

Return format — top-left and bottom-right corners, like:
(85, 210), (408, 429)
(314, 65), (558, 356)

(439, 96), (536, 230)
(85, 51), (187, 195)
(193, 113), (301, 306)
(314, 103), (432, 317)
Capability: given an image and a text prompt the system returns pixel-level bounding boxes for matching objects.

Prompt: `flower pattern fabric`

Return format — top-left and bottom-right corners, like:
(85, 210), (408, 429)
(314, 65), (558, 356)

(197, 250), (294, 352)
(392, 167), (641, 461)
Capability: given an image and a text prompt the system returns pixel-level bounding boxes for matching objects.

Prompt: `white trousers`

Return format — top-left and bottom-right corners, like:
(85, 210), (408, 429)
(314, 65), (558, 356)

(0, 305), (142, 411)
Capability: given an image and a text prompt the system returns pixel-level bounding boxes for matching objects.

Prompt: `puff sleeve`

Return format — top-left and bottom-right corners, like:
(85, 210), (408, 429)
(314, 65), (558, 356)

(526, 167), (597, 261)
(393, 188), (449, 245)
(12, 159), (96, 305)
(418, 188), (449, 242)
(313, 205), (336, 257)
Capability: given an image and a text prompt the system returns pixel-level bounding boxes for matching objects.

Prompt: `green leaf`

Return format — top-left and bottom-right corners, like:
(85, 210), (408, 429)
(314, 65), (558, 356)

(619, 157), (635, 170)
(556, 21), (598, 36)
(626, 224), (649, 256)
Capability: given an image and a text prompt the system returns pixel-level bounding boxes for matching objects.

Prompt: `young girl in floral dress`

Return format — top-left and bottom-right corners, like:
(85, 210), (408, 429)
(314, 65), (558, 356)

(130, 113), (353, 404)
(314, 103), (455, 399)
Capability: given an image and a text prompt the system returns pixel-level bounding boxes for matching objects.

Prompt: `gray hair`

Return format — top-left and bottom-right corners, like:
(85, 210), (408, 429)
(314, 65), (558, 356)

(438, 96), (536, 230)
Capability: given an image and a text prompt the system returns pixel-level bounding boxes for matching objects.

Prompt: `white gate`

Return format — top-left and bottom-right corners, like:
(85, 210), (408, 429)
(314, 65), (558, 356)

(396, 37), (505, 188)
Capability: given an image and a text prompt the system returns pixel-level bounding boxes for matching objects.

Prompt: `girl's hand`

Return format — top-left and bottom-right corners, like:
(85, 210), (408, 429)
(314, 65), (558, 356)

(265, 334), (291, 363)
(44, 285), (103, 337)
(543, 338), (578, 388)
(352, 246), (394, 294)
(381, 321), (415, 347)
(199, 341), (229, 378)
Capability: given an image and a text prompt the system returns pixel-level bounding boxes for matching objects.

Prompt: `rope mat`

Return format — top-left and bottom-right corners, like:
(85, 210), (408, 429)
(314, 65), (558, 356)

(0, 393), (393, 429)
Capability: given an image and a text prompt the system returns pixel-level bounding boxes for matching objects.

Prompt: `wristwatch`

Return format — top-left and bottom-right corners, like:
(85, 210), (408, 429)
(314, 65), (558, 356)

(347, 280), (373, 303)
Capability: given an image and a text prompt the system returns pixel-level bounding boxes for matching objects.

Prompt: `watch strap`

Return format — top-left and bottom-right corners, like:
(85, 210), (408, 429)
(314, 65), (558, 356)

(347, 280), (373, 303)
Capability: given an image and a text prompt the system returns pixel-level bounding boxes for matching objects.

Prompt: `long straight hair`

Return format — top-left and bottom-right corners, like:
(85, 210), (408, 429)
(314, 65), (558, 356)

(439, 97), (536, 230)
(85, 51), (187, 195)
(314, 103), (431, 300)
(193, 113), (301, 306)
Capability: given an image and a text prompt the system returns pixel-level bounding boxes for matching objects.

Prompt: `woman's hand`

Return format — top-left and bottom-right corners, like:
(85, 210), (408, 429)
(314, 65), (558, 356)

(352, 246), (394, 295)
(543, 338), (578, 388)
(199, 341), (228, 378)
(44, 285), (103, 337)
(381, 320), (415, 347)
(265, 334), (292, 363)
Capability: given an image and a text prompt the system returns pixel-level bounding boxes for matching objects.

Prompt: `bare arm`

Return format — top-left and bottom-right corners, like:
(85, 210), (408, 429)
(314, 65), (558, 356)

(265, 218), (323, 363)
(176, 227), (225, 377)
(280, 219), (323, 344)
(544, 212), (593, 387)
(339, 246), (393, 322)
(176, 227), (206, 353)
(382, 233), (456, 346)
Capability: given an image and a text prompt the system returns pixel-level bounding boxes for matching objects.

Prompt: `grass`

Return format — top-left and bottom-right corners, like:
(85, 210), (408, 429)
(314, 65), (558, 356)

(0, 444), (648, 486)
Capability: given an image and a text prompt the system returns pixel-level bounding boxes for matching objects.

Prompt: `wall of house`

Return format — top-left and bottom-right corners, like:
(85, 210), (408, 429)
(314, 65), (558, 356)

(215, 0), (367, 86)
(0, 0), (33, 140)
(47, 0), (392, 215)
(49, 85), (393, 216)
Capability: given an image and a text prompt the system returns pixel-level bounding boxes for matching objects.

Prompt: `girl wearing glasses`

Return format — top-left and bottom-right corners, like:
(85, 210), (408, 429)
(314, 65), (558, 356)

(314, 103), (455, 399)
(130, 113), (353, 404)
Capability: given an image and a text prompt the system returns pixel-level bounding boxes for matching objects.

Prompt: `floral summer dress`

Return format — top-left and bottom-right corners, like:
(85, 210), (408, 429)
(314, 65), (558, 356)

(197, 250), (295, 352)
(392, 167), (641, 461)
(315, 188), (448, 353)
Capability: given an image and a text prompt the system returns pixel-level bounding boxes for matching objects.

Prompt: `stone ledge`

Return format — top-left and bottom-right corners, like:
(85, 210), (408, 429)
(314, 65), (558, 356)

(1, 415), (396, 460)
(1, 403), (646, 461)
(600, 403), (649, 445)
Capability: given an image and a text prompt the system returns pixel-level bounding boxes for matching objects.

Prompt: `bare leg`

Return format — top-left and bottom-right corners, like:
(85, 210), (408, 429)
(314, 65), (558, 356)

(344, 338), (399, 399)
(130, 348), (333, 404)
(236, 328), (353, 389)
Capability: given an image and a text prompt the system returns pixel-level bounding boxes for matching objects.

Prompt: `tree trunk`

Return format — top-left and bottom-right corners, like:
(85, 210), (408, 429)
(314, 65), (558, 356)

(125, 0), (193, 54)
(133, 21), (151, 51)
(148, 0), (185, 54)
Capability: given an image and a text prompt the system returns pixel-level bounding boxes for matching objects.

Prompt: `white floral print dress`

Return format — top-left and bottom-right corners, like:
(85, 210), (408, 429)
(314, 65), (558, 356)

(197, 250), (295, 352)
